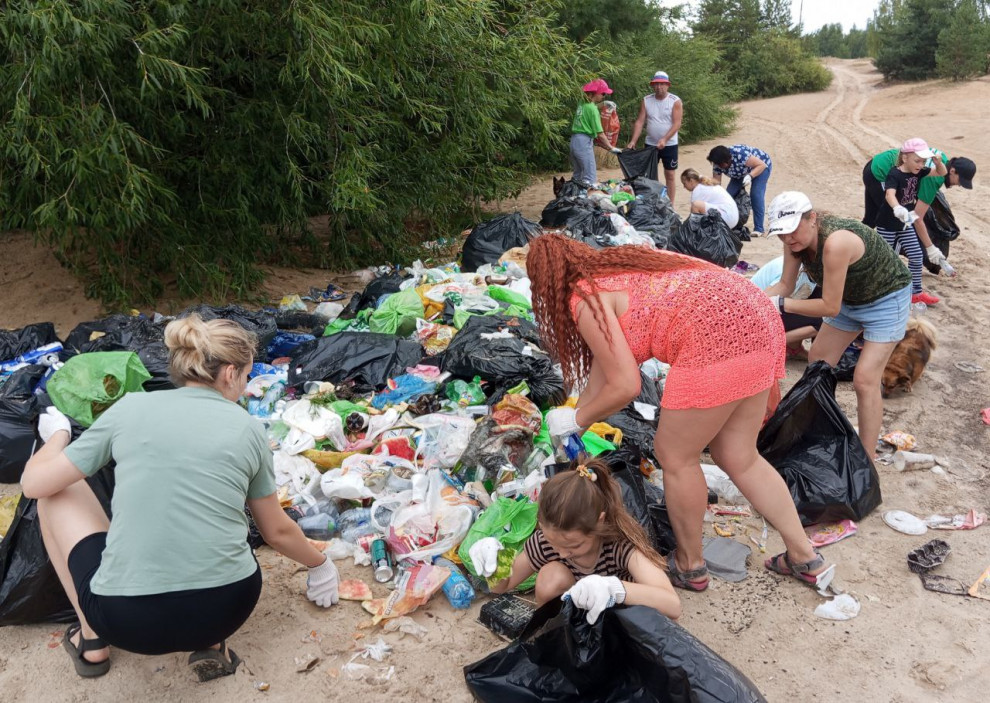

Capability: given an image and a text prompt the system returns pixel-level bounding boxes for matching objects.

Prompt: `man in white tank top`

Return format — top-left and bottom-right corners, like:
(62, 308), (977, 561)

(627, 71), (683, 205)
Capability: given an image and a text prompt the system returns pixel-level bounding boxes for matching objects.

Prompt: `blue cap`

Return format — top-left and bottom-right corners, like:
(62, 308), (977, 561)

(650, 71), (671, 84)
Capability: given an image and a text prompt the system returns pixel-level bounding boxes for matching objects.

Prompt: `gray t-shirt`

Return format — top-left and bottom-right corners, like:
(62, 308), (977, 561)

(65, 386), (276, 596)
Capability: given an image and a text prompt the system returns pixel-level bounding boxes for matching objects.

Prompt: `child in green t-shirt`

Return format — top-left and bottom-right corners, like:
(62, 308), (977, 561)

(570, 79), (621, 188)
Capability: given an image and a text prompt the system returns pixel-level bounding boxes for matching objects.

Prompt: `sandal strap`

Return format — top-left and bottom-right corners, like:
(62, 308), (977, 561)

(66, 623), (108, 653)
(669, 551), (709, 581)
(784, 549), (825, 575)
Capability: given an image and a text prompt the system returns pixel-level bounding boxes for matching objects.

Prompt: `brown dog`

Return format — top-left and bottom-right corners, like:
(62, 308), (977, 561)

(882, 318), (937, 396)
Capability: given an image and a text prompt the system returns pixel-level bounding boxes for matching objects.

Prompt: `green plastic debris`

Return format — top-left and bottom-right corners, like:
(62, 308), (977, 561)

(369, 288), (425, 336)
(459, 497), (538, 590)
(47, 351), (151, 427)
(581, 431), (615, 456)
(487, 285), (531, 311)
(446, 376), (485, 406)
(611, 191), (635, 205)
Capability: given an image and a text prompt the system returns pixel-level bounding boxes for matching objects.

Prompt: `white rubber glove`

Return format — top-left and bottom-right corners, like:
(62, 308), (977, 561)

(563, 574), (626, 625)
(545, 407), (583, 438)
(892, 205), (910, 224)
(306, 555), (339, 607)
(610, 147), (622, 154)
(38, 406), (71, 443)
(468, 537), (504, 578)
(925, 245), (947, 266)
(742, 174), (752, 187)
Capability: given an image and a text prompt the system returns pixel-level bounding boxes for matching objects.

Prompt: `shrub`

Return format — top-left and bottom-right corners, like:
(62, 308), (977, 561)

(734, 34), (833, 98)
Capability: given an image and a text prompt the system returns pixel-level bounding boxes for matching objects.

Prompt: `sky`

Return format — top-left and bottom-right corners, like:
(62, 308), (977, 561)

(656, 0), (881, 33)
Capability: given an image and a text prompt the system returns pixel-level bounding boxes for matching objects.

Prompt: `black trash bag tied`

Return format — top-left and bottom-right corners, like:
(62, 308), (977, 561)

(64, 315), (174, 392)
(668, 210), (743, 269)
(464, 598), (767, 703)
(287, 332), (423, 392)
(0, 323), (59, 363)
(540, 198), (617, 243)
(757, 361), (882, 525)
(461, 213), (541, 273)
(733, 187), (752, 229)
(624, 193), (681, 247)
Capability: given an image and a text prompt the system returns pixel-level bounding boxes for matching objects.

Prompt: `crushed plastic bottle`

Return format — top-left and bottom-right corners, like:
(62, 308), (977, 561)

(433, 556), (475, 609)
(296, 501), (340, 540)
(338, 507), (376, 543)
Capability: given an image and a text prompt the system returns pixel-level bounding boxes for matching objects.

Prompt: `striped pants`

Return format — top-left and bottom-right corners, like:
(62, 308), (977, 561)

(876, 225), (923, 294)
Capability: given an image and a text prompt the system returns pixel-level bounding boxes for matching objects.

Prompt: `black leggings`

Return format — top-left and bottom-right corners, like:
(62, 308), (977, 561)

(780, 286), (823, 333)
(68, 533), (262, 655)
(862, 160), (886, 228)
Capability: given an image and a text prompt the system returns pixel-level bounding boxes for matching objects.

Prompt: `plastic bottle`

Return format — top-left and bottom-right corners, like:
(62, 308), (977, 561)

(337, 507), (375, 543)
(433, 556), (475, 609)
(296, 501), (340, 540)
(939, 260), (956, 278)
(551, 431), (586, 463)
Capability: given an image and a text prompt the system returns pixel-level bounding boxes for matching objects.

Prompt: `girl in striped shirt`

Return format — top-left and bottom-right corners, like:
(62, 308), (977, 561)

(471, 459), (681, 624)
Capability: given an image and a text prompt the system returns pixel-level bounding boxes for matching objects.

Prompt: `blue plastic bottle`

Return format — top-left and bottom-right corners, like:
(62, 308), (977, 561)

(434, 556), (475, 609)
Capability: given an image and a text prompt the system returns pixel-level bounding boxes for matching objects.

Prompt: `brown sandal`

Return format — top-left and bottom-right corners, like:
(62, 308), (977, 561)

(764, 549), (835, 591)
(667, 550), (710, 591)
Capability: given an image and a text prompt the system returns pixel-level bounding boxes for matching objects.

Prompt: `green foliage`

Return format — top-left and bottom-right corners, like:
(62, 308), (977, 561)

(803, 23), (871, 58)
(936, 0), (990, 79)
(556, 0), (664, 42)
(0, 0), (595, 306)
(605, 29), (738, 145)
(871, 0), (972, 80)
(692, 0), (830, 98)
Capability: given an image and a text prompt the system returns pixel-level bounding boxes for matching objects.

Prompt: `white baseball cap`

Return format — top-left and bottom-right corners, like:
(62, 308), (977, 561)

(767, 191), (814, 236)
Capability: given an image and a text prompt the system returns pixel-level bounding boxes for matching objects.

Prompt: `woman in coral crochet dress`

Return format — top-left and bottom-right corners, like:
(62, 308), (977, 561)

(528, 234), (833, 592)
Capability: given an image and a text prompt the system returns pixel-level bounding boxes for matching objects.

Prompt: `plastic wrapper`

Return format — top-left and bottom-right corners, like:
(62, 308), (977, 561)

(287, 333), (423, 392)
(366, 563), (450, 624)
(415, 319), (456, 356)
(47, 352), (150, 427)
(457, 417), (534, 481)
(757, 362), (882, 525)
(491, 394), (542, 434)
(668, 210), (742, 269)
(464, 599), (767, 703)
(461, 214), (541, 273)
(446, 376), (486, 406)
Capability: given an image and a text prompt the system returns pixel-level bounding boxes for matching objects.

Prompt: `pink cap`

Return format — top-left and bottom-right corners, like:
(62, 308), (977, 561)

(582, 78), (613, 95)
(900, 138), (934, 158)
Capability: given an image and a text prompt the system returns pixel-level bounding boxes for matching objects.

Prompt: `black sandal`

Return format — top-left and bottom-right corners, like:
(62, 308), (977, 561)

(667, 550), (710, 591)
(63, 623), (111, 678)
(188, 640), (242, 682)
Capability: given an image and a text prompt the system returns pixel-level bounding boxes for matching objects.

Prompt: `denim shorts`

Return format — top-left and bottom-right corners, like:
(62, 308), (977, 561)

(823, 285), (911, 343)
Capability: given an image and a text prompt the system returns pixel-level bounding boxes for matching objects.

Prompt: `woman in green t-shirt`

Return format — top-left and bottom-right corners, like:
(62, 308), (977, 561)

(570, 78), (621, 188)
(764, 192), (912, 461)
(22, 315), (339, 681)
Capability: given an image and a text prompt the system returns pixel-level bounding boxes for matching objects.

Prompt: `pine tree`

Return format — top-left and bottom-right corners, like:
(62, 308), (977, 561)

(936, 0), (990, 79)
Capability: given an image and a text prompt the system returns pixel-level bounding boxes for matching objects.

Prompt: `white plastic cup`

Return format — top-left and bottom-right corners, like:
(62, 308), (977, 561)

(892, 450), (937, 472)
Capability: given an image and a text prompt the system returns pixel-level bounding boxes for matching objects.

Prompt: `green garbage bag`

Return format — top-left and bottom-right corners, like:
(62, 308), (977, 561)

(459, 497), (539, 590)
(369, 288), (425, 336)
(48, 351), (151, 427)
(487, 285), (532, 312)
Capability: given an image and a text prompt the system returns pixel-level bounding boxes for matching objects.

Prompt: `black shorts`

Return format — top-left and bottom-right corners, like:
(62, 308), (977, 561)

(658, 144), (679, 171)
(781, 286), (823, 333)
(68, 532), (262, 655)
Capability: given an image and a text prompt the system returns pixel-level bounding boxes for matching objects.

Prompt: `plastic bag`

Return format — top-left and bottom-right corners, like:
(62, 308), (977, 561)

(180, 304), (277, 355)
(287, 333), (423, 391)
(458, 497), (538, 586)
(554, 180), (587, 199)
(604, 372), (661, 461)
(64, 316), (172, 391)
(369, 288), (426, 337)
(0, 323), (59, 363)
(282, 399), (347, 449)
(756, 362), (882, 525)
(387, 470), (477, 562)
(540, 198), (616, 243)
(599, 101), (620, 146)
(617, 146), (660, 181)
(370, 374), (436, 410)
(624, 193), (680, 245)
(366, 563), (450, 624)
(668, 211), (742, 269)
(0, 466), (115, 625)
(0, 394), (40, 484)
(446, 376), (486, 406)
(442, 316), (564, 408)
(47, 352), (150, 427)
(341, 272), (409, 319)
(266, 331), (315, 361)
(462, 214), (541, 273)
(465, 599), (767, 703)
(834, 344), (860, 382)
(733, 187), (752, 230)
(924, 190), (960, 243)
(410, 413), (477, 470)
(628, 175), (665, 198)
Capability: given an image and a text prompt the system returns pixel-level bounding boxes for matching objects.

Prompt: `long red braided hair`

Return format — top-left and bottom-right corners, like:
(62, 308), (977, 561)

(528, 234), (715, 390)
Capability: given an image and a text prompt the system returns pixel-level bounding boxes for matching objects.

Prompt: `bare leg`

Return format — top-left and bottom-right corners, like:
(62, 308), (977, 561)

(37, 481), (111, 664)
(654, 401), (738, 576)
(664, 169), (677, 206)
(707, 389), (820, 567)
(808, 323), (860, 365)
(851, 340), (898, 460)
(534, 561), (577, 605)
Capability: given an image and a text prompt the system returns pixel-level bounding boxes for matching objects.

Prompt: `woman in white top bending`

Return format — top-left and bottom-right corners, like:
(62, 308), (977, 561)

(680, 168), (739, 229)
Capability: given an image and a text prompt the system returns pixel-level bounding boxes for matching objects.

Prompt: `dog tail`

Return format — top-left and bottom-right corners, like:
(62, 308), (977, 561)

(906, 317), (937, 349)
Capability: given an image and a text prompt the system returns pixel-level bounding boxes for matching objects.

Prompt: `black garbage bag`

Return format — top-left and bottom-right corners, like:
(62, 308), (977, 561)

(0, 465), (115, 625)
(541, 198), (616, 242)
(757, 361), (881, 525)
(733, 187), (752, 229)
(67, 316), (173, 391)
(834, 344), (861, 382)
(604, 372), (662, 462)
(0, 364), (49, 400)
(0, 323), (59, 362)
(555, 179), (586, 199)
(925, 190), (960, 243)
(618, 146), (660, 181)
(180, 305), (277, 356)
(465, 599), (767, 703)
(340, 272), (409, 319)
(668, 210), (742, 268)
(628, 175), (665, 198)
(287, 332), (423, 391)
(442, 315), (564, 407)
(0, 394), (41, 484)
(462, 213), (542, 273)
(625, 194), (681, 247)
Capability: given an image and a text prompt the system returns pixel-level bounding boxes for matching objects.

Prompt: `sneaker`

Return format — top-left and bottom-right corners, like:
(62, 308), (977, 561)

(912, 291), (940, 306)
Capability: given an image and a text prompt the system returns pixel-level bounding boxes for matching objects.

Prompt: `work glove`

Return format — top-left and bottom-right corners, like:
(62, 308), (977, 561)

(38, 406), (71, 443)
(925, 245), (947, 267)
(306, 554), (340, 607)
(768, 295), (785, 314)
(545, 407), (583, 439)
(742, 174), (752, 188)
(892, 205), (910, 224)
(610, 147), (622, 154)
(468, 537), (504, 578)
(563, 574), (626, 625)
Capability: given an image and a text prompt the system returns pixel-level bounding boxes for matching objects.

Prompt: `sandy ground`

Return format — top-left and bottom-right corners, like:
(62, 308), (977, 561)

(2, 59), (990, 702)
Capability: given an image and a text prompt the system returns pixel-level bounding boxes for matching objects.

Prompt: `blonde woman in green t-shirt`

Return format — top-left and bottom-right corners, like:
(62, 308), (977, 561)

(571, 78), (621, 188)
(22, 315), (338, 681)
